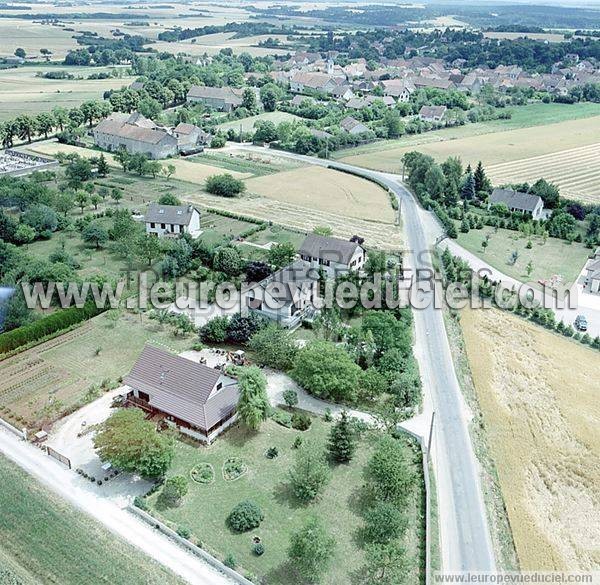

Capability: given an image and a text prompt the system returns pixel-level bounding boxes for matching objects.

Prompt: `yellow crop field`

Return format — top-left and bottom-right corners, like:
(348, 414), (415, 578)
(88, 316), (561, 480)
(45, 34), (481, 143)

(483, 31), (566, 43)
(245, 166), (396, 223)
(461, 308), (600, 570)
(486, 143), (600, 203)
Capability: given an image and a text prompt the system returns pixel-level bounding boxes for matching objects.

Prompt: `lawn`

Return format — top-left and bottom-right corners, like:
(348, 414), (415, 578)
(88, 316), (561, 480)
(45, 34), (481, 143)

(0, 454), (184, 585)
(460, 308), (600, 570)
(336, 103), (600, 172)
(455, 225), (590, 288)
(146, 416), (425, 584)
(0, 311), (195, 429)
(217, 111), (302, 133)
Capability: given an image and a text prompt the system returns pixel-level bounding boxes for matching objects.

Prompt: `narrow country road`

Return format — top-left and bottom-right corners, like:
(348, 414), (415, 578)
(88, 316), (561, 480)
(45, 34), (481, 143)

(0, 428), (234, 585)
(230, 144), (497, 572)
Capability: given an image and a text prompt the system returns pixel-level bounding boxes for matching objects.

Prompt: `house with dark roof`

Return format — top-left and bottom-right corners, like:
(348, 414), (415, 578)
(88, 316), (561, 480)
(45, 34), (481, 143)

(584, 247), (600, 295)
(299, 234), (366, 276)
(186, 85), (248, 112)
(144, 203), (201, 238)
(92, 112), (178, 159)
(489, 188), (544, 220)
(340, 116), (370, 135)
(173, 123), (211, 154)
(124, 345), (239, 443)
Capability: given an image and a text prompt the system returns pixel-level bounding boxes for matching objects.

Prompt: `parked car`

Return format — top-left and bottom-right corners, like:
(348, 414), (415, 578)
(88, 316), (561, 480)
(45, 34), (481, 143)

(574, 314), (588, 332)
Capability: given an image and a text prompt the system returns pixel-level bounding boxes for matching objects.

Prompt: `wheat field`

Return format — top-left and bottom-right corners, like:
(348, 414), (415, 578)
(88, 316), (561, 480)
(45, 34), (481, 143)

(461, 308), (600, 570)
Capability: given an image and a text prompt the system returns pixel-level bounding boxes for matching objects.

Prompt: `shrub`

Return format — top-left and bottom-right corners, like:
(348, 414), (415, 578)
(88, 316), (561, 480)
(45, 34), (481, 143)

(223, 457), (247, 481)
(252, 542), (265, 556)
(158, 475), (188, 507)
(291, 411), (312, 431)
(292, 436), (303, 449)
(133, 496), (147, 509)
(271, 409), (292, 428)
(224, 554), (236, 569)
(282, 388), (298, 408)
(363, 501), (408, 544)
(266, 446), (279, 459)
(199, 316), (229, 343)
(177, 526), (191, 540)
(227, 500), (264, 532)
(190, 463), (214, 484)
(205, 173), (245, 197)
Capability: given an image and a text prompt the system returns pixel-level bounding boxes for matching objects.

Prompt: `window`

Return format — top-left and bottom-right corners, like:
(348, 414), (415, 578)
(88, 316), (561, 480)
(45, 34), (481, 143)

(150, 222), (155, 228)
(161, 223), (165, 229)
(138, 391), (150, 402)
(216, 382), (222, 391)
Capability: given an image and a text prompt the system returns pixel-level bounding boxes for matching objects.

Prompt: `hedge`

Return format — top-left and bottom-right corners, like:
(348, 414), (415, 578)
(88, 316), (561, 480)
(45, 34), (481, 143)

(0, 302), (103, 354)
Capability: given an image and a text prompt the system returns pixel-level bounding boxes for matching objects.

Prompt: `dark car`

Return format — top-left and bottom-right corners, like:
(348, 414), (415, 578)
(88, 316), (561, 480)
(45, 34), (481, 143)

(574, 314), (588, 332)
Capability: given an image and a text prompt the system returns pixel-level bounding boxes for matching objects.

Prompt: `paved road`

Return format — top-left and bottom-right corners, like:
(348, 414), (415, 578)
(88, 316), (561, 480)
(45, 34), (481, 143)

(0, 428), (234, 585)
(230, 144), (497, 571)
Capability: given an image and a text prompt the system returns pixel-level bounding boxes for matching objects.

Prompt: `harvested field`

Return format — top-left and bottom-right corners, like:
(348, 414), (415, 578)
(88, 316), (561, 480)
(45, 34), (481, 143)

(245, 166), (396, 223)
(184, 190), (403, 250)
(337, 105), (600, 172)
(483, 31), (566, 42)
(461, 308), (600, 570)
(486, 143), (600, 203)
(25, 142), (250, 180)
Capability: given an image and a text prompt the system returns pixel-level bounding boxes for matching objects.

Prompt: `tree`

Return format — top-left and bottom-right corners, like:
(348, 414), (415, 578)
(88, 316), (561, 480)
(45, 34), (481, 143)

(111, 188), (123, 205)
(158, 193), (181, 206)
(96, 153), (110, 177)
(423, 165), (445, 200)
(74, 190), (89, 213)
(363, 501), (408, 544)
(282, 388), (299, 408)
(135, 233), (162, 265)
(383, 109), (403, 138)
(259, 83), (283, 111)
(93, 409), (174, 478)
(289, 440), (331, 502)
(362, 541), (411, 585)
(473, 160), (491, 194)
(21, 204), (57, 235)
(36, 112), (55, 139)
(54, 190), (75, 216)
(236, 366), (269, 431)
(526, 260), (534, 277)
(288, 517), (335, 582)
(253, 120), (278, 143)
(158, 475), (188, 507)
(248, 324), (297, 371)
(82, 221), (109, 249)
(245, 260), (272, 282)
(327, 410), (356, 463)
(13, 224), (36, 246)
(114, 147), (131, 173)
(531, 178), (560, 209)
(90, 193), (102, 210)
(461, 172), (476, 201)
(366, 435), (415, 507)
(199, 315), (230, 343)
(15, 114), (36, 143)
(162, 164), (176, 181)
(205, 174), (245, 197)
(267, 241), (296, 269)
(241, 87), (258, 113)
(14, 48), (26, 58)
(365, 250), (387, 276)
(227, 500), (264, 532)
(213, 246), (243, 276)
(292, 341), (361, 403)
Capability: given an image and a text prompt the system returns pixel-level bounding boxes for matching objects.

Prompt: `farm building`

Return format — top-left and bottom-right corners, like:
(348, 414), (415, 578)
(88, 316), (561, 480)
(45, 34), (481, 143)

(123, 345), (239, 443)
(340, 116), (370, 135)
(186, 85), (247, 112)
(489, 188), (545, 220)
(584, 248), (600, 294)
(173, 123), (211, 154)
(144, 203), (201, 238)
(418, 105), (447, 122)
(299, 234), (366, 276)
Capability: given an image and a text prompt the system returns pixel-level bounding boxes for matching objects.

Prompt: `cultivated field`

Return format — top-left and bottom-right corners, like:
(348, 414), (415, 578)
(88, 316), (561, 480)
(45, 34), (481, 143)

(0, 455), (184, 585)
(486, 142), (600, 203)
(0, 19), (78, 58)
(245, 166), (396, 223)
(146, 416), (425, 584)
(461, 308), (600, 570)
(0, 312), (194, 429)
(217, 111), (302, 133)
(0, 65), (132, 120)
(337, 104), (600, 172)
(483, 31), (566, 42)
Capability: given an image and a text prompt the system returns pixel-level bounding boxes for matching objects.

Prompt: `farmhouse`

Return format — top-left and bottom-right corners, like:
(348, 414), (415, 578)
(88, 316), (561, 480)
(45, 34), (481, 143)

(380, 79), (415, 102)
(340, 116), (370, 135)
(145, 203), (201, 238)
(186, 85), (245, 112)
(419, 105), (447, 122)
(124, 345), (239, 443)
(299, 234), (366, 276)
(289, 71), (340, 94)
(489, 188), (544, 219)
(92, 112), (178, 159)
(173, 123), (211, 154)
(584, 247), (600, 294)
(244, 260), (320, 328)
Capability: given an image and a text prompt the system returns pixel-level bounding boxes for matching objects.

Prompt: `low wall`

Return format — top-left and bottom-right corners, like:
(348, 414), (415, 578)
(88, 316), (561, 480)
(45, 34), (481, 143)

(127, 504), (255, 585)
(0, 416), (26, 440)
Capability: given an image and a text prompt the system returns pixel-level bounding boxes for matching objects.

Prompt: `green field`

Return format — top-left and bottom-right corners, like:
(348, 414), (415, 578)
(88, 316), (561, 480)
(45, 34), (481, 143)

(190, 150), (302, 177)
(0, 455), (183, 585)
(217, 111), (302, 133)
(335, 103), (600, 171)
(455, 225), (590, 287)
(146, 416), (425, 585)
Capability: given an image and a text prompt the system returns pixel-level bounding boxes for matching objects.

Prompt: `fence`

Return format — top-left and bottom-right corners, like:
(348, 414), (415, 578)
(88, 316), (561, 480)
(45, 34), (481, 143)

(127, 504), (254, 585)
(0, 416), (26, 440)
(45, 445), (71, 469)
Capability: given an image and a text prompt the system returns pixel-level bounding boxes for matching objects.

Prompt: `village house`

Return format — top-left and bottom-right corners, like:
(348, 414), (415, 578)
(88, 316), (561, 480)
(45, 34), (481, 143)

(173, 123), (211, 154)
(289, 71), (341, 94)
(144, 203), (202, 238)
(584, 247), (600, 295)
(380, 79), (415, 102)
(489, 188), (545, 220)
(340, 116), (370, 135)
(299, 233), (366, 276)
(186, 85), (247, 112)
(92, 112), (178, 159)
(419, 105), (447, 122)
(124, 345), (239, 443)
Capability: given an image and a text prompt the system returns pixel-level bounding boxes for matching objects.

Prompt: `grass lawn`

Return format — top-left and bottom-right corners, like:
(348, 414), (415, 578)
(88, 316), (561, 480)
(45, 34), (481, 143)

(0, 455), (184, 585)
(146, 416), (425, 584)
(456, 225), (590, 287)
(336, 103), (600, 171)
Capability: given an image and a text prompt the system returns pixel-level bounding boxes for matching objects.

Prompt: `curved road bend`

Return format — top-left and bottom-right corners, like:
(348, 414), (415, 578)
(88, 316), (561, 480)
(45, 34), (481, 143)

(230, 145), (497, 572)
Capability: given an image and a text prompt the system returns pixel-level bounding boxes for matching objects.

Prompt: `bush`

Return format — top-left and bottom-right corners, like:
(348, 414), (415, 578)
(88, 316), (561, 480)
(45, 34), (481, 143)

(252, 542), (265, 556)
(176, 526), (191, 539)
(158, 475), (188, 507)
(291, 411), (312, 431)
(271, 409), (292, 428)
(227, 500), (264, 532)
(266, 446), (279, 459)
(292, 436), (303, 449)
(363, 501), (408, 544)
(199, 316), (229, 343)
(248, 325), (298, 370)
(205, 173), (245, 197)
(223, 554), (236, 569)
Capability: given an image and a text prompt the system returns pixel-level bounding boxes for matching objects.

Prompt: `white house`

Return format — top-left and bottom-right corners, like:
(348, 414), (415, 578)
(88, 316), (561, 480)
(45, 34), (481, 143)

(584, 248), (600, 295)
(418, 105), (447, 122)
(299, 234), (366, 276)
(145, 203), (201, 237)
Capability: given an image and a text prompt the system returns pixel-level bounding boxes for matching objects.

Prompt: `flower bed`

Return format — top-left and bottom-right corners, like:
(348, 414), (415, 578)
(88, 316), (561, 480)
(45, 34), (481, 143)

(222, 457), (247, 481)
(190, 463), (215, 484)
